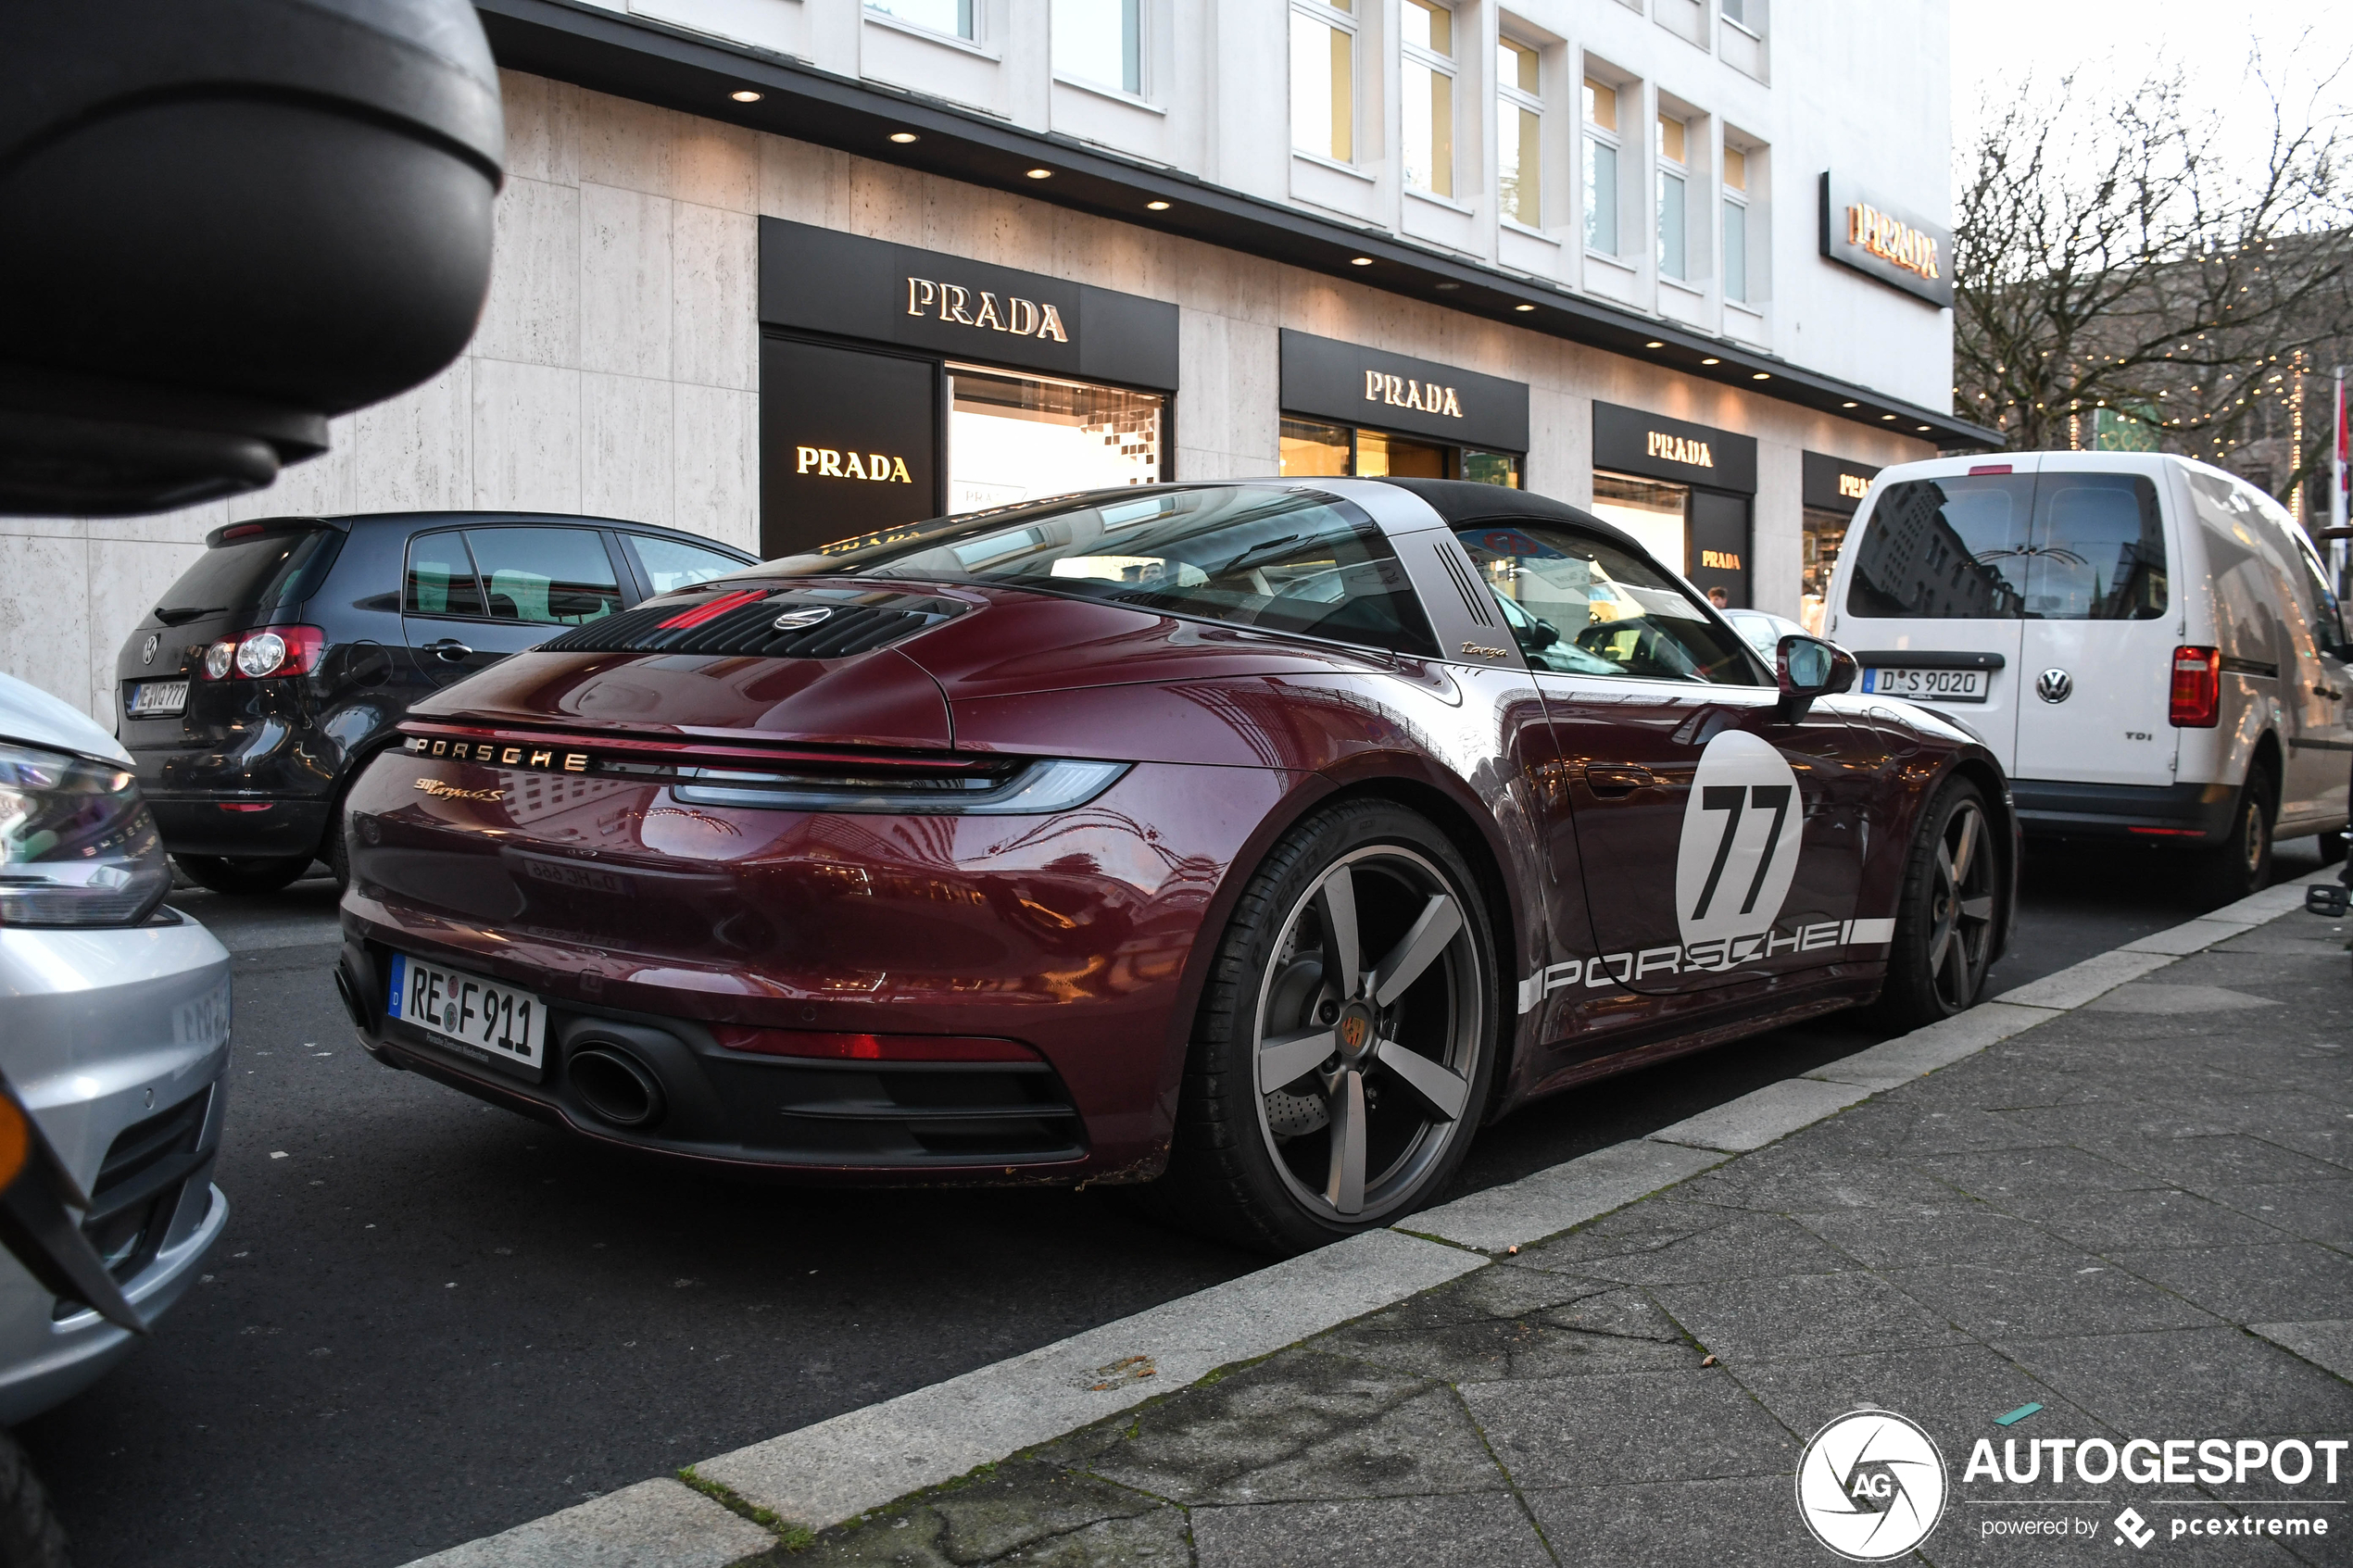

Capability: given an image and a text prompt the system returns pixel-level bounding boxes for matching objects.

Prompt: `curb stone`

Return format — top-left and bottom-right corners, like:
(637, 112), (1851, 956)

(396, 876), (2334, 1567)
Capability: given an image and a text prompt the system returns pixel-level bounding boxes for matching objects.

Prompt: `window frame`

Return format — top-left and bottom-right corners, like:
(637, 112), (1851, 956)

(1655, 108), (1690, 282)
(1496, 34), (1544, 231)
(1290, 0), (1359, 166)
(1721, 140), (1750, 303)
(1399, 0), (1458, 200)
(864, 0), (977, 44)
(1581, 73), (1623, 257)
(1051, 0), (1145, 98)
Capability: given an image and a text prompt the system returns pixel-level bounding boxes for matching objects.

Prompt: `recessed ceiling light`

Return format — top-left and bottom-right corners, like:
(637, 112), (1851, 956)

(1514, 303), (1536, 312)
(1026, 168), (1053, 179)
(1917, 424), (1932, 432)
(1350, 257), (1374, 266)
(1752, 371), (1771, 381)
(1434, 282), (1460, 291)
(1644, 340), (1665, 348)
(1701, 357), (1720, 366)
(1146, 199), (1170, 210)
(730, 90), (762, 103)
(1842, 400), (1858, 408)
(889, 132), (919, 144)
(1881, 413), (1897, 420)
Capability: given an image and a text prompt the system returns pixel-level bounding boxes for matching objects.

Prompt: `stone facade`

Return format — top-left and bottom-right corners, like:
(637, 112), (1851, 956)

(0, 68), (1930, 722)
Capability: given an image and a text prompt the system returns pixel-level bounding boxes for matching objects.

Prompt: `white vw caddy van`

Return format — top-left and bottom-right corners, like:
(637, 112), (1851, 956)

(1824, 452), (2351, 898)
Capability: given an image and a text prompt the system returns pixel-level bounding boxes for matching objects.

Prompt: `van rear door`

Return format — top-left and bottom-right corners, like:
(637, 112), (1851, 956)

(2011, 459), (2179, 789)
(1830, 460), (2035, 772)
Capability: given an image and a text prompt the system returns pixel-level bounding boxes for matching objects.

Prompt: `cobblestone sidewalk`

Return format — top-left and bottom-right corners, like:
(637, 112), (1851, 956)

(764, 905), (2353, 1567)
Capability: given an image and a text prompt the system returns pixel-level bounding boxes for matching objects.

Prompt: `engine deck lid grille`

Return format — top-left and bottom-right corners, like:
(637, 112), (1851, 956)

(537, 587), (966, 659)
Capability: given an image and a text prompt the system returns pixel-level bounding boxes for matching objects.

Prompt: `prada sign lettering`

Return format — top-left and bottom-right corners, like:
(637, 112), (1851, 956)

(1280, 330), (1528, 451)
(759, 218), (1179, 391)
(905, 278), (1068, 342)
(1802, 451), (1881, 514)
(1818, 172), (1956, 309)
(796, 445), (915, 483)
(1593, 402), (1758, 494)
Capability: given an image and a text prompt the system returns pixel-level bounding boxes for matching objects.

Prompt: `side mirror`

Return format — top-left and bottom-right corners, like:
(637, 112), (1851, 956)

(1775, 634), (1856, 723)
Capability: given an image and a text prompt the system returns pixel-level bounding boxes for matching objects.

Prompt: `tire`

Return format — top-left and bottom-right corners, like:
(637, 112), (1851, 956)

(1876, 777), (2004, 1030)
(2189, 771), (2275, 907)
(170, 852), (313, 897)
(0, 1430), (72, 1568)
(1147, 800), (1500, 1255)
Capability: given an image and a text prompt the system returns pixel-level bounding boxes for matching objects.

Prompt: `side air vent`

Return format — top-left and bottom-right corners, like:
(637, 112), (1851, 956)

(1432, 540), (1496, 625)
(537, 590), (966, 659)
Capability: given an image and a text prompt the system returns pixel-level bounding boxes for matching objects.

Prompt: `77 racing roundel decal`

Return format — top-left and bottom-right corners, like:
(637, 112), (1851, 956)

(1675, 730), (1805, 947)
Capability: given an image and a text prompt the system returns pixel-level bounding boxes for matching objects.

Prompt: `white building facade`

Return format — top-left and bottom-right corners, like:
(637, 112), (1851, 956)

(1, 0), (1977, 721)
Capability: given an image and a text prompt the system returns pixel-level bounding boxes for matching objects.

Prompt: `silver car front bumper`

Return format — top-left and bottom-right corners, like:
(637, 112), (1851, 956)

(0, 907), (233, 1424)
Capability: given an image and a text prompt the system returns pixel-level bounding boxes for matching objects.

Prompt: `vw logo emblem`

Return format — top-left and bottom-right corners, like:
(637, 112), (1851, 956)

(2035, 669), (2073, 704)
(141, 633), (159, 667)
(772, 606), (835, 632)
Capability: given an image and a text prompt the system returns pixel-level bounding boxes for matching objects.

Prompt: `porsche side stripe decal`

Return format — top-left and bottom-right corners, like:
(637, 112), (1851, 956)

(1516, 915), (1900, 1014)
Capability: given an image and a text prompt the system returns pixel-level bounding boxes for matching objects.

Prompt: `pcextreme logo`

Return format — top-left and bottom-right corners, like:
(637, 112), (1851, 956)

(1797, 1409), (1949, 1561)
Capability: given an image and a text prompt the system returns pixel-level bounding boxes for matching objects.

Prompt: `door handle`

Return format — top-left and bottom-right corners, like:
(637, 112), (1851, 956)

(1583, 764), (1658, 797)
(426, 639), (473, 663)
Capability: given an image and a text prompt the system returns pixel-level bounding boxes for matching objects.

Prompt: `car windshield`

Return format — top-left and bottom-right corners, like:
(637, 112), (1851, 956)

(748, 486), (1439, 657)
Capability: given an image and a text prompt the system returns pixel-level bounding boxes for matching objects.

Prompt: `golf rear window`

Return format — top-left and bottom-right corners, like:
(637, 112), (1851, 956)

(152, 527), (335, 622)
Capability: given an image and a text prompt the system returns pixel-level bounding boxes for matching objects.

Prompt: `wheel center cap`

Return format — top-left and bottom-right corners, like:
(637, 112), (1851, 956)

(1335, 1002), (1377, 1063)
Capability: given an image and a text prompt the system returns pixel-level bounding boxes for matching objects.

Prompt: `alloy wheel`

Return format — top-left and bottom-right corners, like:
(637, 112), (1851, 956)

(1251, 846), (1485, 1223)
(1927, 800), (1996, 1011)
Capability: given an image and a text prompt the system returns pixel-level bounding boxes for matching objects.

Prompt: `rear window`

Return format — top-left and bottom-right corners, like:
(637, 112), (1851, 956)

(1845, 470), (2167, 621)
(753, 487), (1441, 658)
(151, 527), (336, 623)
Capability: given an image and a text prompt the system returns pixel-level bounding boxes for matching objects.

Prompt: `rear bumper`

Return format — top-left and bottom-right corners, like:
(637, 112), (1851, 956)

(2012, 779), (2237, 843)
(148, 794), (332, 859)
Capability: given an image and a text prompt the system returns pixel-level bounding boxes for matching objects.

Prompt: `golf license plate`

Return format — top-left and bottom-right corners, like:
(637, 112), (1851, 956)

(126, 680), (189, 717)
(386, 952), (547, 1080)
(1860, 666), (1987, 703)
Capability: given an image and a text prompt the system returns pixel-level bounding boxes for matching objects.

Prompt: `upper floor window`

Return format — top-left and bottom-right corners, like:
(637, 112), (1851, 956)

(1055, 0), (1143, 95)
(1721, 0), (1760, 33)
(1722, 144), (1749, 302)
(1497, 37), (1541, 227)
(1582, 77), (1619, 256)
(867, 0), (974, 41)
(1400, 0), (1455, 198)
(1291, 0), (1355, 163)
(1656, 111), (1688, 281)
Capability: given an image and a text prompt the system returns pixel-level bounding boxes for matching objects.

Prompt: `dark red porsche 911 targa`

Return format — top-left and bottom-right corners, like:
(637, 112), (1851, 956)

(334, 479), (2015, 1251)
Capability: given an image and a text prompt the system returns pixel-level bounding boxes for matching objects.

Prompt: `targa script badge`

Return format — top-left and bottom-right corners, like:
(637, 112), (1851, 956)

(414, 778), (504, 802)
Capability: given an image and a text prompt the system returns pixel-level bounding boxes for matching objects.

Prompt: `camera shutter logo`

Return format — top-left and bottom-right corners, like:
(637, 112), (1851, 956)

(1795, 1409), (1948, 1561)
(2036, 668), (2073, 704)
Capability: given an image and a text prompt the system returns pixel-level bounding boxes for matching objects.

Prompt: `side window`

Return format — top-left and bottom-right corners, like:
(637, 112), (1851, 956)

(404, 532), (485, 618)
(1453, 522), (1763, 684)
(1845, 475), (2032, 620)
(463, 528), (623, 626)
(2026, 474), (2167, 620)
(627, 534), (747, 596)
(2296, 545), (2348, 653)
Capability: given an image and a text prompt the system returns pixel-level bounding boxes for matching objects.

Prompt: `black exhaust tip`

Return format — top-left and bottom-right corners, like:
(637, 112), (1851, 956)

(567, 1045), (667, 1128)
(333, 963), (366, 1030)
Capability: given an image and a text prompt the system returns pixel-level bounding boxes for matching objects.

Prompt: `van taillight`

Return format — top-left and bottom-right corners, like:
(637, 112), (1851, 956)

(2169, 646), (2220, 727)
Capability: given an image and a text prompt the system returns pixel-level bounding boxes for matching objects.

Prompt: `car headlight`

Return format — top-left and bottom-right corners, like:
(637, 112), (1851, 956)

(0, 741), (171, 927)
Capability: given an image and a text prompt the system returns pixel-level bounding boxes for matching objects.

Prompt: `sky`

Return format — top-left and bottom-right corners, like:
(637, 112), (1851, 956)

(1949, 2), (2353, 189)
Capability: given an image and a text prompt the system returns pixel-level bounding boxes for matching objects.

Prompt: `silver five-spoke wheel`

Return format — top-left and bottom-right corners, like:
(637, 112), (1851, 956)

(1927, 797), (1996, 1013)
(1251, 846), (1485, 1224)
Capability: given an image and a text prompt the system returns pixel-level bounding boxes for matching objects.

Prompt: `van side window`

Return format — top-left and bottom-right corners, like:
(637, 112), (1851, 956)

(2294, 545), (2348, 653)
(1845, 475), (2032, 619)
(2025, 474), (2167, 621)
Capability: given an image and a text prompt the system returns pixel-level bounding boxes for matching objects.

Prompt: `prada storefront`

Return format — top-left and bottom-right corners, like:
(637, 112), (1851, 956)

(757, 219), (1180, 558)
(1591, 402), (1759, 608)
(1800, 450), (1882, 633)
(1277, 331), (1529, 489)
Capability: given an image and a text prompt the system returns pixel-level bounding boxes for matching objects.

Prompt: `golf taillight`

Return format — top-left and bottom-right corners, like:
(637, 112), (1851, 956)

(2170, 646), (2220, 728)
(197, 625), (325, 680)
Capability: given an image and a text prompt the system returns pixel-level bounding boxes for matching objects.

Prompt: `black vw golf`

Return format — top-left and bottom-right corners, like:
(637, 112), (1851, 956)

(114, 511), (755, 893)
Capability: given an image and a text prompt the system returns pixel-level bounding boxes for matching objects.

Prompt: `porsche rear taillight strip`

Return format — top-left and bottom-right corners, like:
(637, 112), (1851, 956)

(395, 720), (995, 773)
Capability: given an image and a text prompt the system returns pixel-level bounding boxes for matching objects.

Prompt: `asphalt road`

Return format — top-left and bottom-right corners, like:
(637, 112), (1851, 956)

(19, 834), (2334, 1567)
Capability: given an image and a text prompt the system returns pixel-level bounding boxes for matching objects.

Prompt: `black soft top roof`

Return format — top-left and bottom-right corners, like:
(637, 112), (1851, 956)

(1374, 478), (1654, 566)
